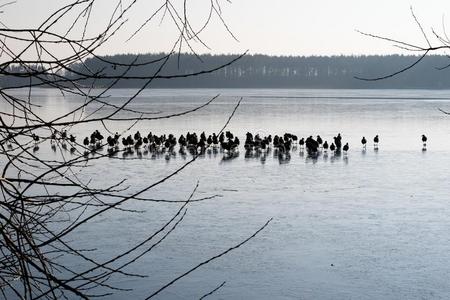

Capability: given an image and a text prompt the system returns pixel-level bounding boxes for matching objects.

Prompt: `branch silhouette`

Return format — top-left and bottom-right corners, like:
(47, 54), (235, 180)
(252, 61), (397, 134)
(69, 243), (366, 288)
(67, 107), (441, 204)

(0, 1), (271, 299)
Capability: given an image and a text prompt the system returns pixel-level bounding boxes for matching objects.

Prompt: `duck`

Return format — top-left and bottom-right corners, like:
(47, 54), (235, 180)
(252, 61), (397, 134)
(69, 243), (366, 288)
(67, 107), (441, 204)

(330, 143), (336, 153)
(32, 133), (39, 144)
(316, 135), (323, 147)
(361, 136), (367, 149)
(422, 134), (427, 146)
(343, 143), (349, 153)
(299, 137), (305, 148)
(333, 134), (342, 150)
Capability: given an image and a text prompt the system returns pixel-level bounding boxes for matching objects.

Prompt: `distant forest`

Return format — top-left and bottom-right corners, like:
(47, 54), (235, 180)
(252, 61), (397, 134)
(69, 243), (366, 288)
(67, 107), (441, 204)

(3, 53), (450, 89)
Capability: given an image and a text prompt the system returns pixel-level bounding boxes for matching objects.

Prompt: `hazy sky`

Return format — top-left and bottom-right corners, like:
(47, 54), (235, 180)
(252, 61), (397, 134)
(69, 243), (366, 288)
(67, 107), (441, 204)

(2, 0), (450, 56)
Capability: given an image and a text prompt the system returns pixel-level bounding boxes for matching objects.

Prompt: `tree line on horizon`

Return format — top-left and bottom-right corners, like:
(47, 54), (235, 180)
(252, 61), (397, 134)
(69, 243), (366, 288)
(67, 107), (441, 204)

(3, 53), (450, 89)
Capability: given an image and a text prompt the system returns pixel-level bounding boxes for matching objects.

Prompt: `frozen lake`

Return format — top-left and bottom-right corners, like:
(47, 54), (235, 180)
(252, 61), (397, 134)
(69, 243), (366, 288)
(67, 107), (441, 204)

(2, 88), (450, 299)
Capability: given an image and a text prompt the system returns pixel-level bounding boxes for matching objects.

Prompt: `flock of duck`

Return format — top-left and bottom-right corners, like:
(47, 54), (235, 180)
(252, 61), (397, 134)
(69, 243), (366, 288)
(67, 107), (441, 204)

(22, 130), (429, 161)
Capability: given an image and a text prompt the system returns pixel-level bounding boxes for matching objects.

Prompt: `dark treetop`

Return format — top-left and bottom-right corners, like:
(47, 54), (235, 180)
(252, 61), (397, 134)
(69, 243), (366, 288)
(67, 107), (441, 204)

(3, 53), (450, 89)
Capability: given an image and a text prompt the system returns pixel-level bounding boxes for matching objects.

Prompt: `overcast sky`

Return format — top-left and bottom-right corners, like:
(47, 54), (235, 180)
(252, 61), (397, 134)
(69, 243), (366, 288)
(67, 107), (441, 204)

(2, 0), (450, 56)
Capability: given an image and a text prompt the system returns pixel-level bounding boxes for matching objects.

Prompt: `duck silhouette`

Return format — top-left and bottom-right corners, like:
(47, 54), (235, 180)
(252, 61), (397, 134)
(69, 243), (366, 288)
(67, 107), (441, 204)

(330, 143), (336, 153)
(316, 135), (323, 147)
(361, 136), (367, 149)
(32, 133), (39, 144)
(422, 134), (427, 146)
(299, 137), (305, 149)
(343, 143), (349, 154)
(333, 133), (342, 150)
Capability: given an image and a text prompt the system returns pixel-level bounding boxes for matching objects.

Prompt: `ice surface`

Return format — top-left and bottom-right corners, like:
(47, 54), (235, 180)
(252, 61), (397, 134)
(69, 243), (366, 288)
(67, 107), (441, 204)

(2, 88), (450, 299)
